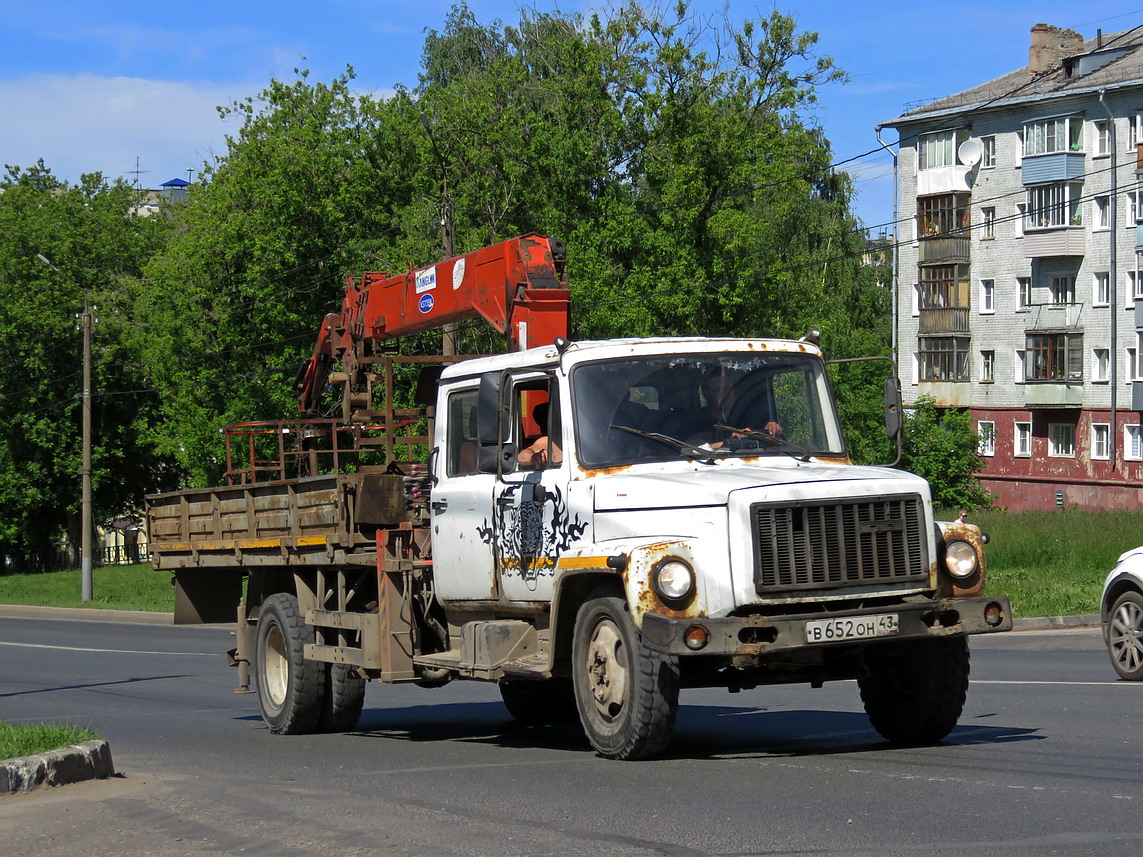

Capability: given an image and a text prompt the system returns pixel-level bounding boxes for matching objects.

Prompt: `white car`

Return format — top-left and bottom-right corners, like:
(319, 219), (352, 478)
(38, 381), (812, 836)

(1101, 547), (1143, 680)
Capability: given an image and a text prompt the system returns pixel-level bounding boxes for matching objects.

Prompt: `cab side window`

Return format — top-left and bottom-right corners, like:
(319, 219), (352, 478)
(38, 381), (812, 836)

(445, 388), (480, 477)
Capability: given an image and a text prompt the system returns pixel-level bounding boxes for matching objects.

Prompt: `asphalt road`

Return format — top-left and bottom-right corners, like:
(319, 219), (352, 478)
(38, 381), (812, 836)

(1, 614), (1140, 857)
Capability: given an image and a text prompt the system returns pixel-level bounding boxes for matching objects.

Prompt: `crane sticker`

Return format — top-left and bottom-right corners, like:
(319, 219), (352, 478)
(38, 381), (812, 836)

(415, 265), (438, 293)
(418, 293), (435, 314)
(477, 484), (587, 590)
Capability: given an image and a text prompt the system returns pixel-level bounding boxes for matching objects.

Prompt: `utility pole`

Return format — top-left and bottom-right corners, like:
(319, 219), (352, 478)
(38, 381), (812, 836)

(80, 303), (93, 601)
(37, 253), (93, 601)
(421, 112), (458, 356)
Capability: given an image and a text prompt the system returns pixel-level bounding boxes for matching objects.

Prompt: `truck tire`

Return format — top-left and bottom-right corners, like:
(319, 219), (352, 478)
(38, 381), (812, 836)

(255, 593), (323, 734)
(499, 678), (577, 724)
(320, 663), (366, 732)
(572, 594), (679, 760)
(858, 637), (970, 744)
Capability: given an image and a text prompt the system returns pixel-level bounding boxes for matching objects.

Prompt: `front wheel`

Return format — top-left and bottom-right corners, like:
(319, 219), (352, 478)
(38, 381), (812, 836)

(572, 594), (679, 760)
(255, 593), (324, 734)
(1107, 591), (1143, 680)
(858, 637), (969, 744)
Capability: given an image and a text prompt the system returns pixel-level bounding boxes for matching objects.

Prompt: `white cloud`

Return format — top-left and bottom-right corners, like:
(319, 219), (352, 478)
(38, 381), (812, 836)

(0, 73), (248, 186)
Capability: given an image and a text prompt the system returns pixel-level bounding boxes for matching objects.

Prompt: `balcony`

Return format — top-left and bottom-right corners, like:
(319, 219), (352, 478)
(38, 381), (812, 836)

(1024, 383), (1083, 408)
(1025, 302), (1084, 331)
(918, 234), (970, 264)
(918, 307), (970, 334)
(1024, 226), (1086, 258)
(1021, 152), (1085, 185)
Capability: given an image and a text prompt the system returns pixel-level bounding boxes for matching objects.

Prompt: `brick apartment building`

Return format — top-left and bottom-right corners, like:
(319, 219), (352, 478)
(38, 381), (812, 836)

(882, 23), (1143, 510)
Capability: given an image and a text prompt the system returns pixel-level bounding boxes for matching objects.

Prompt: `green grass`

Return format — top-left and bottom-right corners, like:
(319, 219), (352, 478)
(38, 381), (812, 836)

(0, 720), (98, 760)
(958, 508), (1142, 619)
(0, 563), (173, 612)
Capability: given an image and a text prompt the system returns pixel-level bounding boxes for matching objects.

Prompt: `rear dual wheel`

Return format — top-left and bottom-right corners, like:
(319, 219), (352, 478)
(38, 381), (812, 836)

(255, 593), (365, 733)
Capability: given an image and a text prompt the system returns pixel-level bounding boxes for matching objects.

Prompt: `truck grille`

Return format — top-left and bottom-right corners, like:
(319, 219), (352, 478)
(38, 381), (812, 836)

(752, 495), (928, 594)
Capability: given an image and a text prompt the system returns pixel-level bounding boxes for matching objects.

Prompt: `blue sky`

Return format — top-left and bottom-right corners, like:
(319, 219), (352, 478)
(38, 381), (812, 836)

(3, 1), (1141, 232)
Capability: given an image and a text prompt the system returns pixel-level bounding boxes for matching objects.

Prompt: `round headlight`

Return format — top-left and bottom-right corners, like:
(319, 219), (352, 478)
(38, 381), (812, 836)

(943, 540), (978, 578)
(653, 559), (695, 604)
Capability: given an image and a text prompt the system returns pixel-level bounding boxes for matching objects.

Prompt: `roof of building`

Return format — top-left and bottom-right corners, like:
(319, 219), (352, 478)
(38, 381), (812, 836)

(884, 25), (1143, 128)
(160, 177), (191, 187)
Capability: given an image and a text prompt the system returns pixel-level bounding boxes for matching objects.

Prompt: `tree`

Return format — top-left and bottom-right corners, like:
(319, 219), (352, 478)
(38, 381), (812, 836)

(134, 2), (888, 485)
(0, 162), (172, 570)
(900, 395), (994, 511)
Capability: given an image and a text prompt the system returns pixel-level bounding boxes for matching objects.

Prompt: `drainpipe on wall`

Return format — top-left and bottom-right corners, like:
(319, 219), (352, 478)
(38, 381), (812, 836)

(875, 125), (899, 367)
(1099, 91), (1118, 469)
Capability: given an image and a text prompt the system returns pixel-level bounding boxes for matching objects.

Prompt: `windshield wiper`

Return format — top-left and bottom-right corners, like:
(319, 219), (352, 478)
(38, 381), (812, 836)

(713, 424), (812, 462)
(610, 424), (723, 464)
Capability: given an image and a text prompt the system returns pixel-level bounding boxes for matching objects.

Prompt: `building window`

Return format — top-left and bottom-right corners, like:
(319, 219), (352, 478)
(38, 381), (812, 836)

(979, 279), (995, 313)
(1015, 203), (1026, 238)
(1025, 332), (1083, 381)
(1095, 195), (1110, 229)
(1015, 421), (1032, 457)
(1014, 349), (1026, 384)
(978, 421), (996, 456)
(1024, 115), (1083, 155)
(1131, 115), (1142, 151)
(981, 350), (995, 382)
(911, 282), (920, 316)
(1050, 275), (1075, 305)
(1127, 346), (1138, 382)
(981, 207), (996, 240)
(1126, 425), (1143, 461)
(1128, 271), (1142, 307)
(1094, 119), (1110, 156)
(1093, 271), (1110, 307)
(1017, 276), (1032, 309)
(1026, 182), (1083, 229)
(1094, 348), (1110, 382)
(1048, 422), (1076, 457)
(918, 194), (969, 236)
(981, 135), (996, 168)
(1128, 191), (1140, 227)
(919, 337), (969, 381)
(1092, 423), (1110, 460)
(919, 129), (968, 170)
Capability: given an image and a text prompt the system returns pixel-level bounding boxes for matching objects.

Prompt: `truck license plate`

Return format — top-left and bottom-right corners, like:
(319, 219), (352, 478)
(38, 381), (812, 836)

(805, 613), (898, 644)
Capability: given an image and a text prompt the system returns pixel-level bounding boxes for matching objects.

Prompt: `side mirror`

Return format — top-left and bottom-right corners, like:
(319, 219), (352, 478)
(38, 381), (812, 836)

(477, 372), (510, 444)
(477, 442), (516, 474)
(883, 376), (902, 441)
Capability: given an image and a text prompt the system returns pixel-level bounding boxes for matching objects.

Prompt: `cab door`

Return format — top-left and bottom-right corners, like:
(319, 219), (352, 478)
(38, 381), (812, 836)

(430, 383), (497, 602)
(492, 375), (586, 602)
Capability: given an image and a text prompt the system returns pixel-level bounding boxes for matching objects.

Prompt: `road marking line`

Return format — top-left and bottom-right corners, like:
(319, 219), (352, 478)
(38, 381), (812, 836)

(0, 641), (216, 657)
(973, 679), (1129, 687)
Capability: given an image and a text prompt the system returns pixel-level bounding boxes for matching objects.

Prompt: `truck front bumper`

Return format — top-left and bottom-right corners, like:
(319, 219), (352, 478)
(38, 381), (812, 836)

(640, 595), (1012, 658)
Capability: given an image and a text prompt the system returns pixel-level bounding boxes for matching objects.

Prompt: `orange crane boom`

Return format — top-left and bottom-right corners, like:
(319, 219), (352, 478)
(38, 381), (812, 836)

(294, 234), (570, 415)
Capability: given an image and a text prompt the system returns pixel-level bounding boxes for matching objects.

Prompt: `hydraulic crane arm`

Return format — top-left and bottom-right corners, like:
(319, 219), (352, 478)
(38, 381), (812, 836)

(295, 233), (570, 415)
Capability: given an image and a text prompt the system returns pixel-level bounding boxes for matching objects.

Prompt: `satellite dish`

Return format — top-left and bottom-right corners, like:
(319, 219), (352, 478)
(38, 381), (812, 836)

(958, 138), (983, 166)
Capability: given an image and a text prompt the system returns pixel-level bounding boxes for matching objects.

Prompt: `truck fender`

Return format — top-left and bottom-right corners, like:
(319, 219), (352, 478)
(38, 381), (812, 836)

(549, 539), (706, 672)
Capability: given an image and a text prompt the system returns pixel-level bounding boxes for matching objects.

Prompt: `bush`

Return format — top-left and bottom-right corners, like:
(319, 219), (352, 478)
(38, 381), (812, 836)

(901, 395), (993, 511)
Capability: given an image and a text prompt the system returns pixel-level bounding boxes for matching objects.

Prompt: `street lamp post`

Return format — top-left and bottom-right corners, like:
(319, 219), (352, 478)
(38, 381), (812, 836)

(36, 253), (93, 601)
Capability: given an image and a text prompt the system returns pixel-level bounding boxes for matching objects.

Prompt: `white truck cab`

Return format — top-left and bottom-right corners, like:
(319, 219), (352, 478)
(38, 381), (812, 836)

(427, 336), (1009, 758)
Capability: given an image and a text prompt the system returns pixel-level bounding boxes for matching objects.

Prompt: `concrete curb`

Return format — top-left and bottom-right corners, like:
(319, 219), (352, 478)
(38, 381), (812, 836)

(0, 740), (115, 795)
(0, 604), (173, 624)
(1012, 613), (1100, 631)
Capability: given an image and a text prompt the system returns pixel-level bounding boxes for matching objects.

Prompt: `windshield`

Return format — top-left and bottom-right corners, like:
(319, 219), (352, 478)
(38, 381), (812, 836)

(571, 352), (845, 468)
